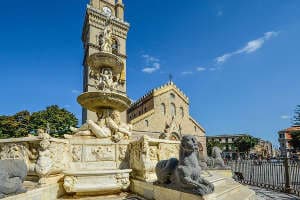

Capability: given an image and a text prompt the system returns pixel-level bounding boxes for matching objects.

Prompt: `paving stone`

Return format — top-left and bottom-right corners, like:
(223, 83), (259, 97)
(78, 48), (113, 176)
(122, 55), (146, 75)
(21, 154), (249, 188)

(249, 186), (300, 200)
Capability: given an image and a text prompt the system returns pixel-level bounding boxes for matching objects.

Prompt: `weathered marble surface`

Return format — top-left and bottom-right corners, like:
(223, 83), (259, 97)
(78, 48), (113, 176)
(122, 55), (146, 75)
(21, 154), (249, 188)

(63, 137), (132, 195)
(129, 135), (180, 182)
(131, 174), (256, 200)
(0, 131), (71, 185)
(63, 169), (132, 194)
(0, 160), (27, 198)
(2, 182), (64, 200)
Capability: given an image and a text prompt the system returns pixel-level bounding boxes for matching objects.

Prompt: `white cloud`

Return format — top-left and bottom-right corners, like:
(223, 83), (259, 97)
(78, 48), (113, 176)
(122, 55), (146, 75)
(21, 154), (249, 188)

(142, 67), (159, 73)
(215, 31), (279, 64)
(280, 115), (290, 120)
(141, 54), (161, 74)
(142, 54), (160, 64)
(71, 89), (80, 94)
(181, 71), (193, 75)
(196, 67), (206, 72)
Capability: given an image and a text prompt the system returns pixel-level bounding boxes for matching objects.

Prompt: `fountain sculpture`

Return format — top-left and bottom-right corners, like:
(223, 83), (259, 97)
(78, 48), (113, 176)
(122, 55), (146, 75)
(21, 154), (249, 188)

(62, 17), (132, 196)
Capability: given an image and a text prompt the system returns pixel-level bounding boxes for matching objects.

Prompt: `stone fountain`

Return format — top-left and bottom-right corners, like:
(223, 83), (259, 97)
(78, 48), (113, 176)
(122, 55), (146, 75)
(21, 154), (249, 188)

(0, 15), (256, 200)
(62, 17), (132, 196)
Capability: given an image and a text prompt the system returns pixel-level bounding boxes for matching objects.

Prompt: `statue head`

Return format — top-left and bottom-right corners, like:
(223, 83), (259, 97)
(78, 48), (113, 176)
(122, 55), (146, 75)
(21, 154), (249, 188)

(180, 135), (199, 153)
(111, 110), (121, 124)
(40, 139), (50, 150)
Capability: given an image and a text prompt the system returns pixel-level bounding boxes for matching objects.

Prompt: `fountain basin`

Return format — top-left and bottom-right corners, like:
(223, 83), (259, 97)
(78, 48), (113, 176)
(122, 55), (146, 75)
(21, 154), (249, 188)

(63, 169), (132, 195)
(77, 91), (131, 112)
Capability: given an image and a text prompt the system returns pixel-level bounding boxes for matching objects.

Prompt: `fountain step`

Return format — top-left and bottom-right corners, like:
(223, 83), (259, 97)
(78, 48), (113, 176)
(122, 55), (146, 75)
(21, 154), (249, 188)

(131, 176), (256, 200)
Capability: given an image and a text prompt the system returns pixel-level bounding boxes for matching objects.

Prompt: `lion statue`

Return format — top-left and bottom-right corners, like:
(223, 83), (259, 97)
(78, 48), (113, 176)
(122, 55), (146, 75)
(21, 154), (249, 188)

(206, 146), (230, 169)
(155, 135), (214, 195)
(0, 160), (27, 198)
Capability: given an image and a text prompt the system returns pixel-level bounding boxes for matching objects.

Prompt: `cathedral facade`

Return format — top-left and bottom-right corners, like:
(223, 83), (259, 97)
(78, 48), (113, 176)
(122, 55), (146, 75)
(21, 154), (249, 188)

(127, 81), (207, 157)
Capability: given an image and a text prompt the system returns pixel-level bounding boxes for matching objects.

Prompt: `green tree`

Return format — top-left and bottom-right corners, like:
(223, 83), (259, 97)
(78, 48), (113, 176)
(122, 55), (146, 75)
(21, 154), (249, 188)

(0, 105), (78, 138)
(293, 105), (300, 126)
(30, 105), (78, 137)
(234, 135), (259, 156)
(207, 139), (223, 156)
(0, 111), (31, 138)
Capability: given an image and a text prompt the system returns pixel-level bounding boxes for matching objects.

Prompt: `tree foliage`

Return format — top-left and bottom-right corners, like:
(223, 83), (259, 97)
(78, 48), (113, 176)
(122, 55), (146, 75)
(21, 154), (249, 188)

(0, 105), (78, 138)
(207, 139), (223, 156)
(290, 130), (300, 151)
(293, 105), (300, 126)
(0, 111), (31, 138)
(234, 135), (259, 154)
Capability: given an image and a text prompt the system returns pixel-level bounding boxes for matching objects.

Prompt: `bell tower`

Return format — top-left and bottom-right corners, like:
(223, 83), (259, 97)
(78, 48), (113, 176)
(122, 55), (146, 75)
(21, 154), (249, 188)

(82, 0), (130, 123)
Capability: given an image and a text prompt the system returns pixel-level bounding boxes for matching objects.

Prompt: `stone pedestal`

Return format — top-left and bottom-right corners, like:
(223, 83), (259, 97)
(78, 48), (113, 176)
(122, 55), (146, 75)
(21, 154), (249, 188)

(131, 173), (256, 200)
(63, 137), (132, 196)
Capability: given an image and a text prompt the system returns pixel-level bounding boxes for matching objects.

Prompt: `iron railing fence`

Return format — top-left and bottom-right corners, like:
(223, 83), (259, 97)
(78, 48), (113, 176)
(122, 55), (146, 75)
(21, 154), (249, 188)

(229, 159), (300, 196)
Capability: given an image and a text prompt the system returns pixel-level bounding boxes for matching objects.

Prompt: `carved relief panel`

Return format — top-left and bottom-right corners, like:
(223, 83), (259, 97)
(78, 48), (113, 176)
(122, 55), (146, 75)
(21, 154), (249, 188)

(84, 145), (115, 162)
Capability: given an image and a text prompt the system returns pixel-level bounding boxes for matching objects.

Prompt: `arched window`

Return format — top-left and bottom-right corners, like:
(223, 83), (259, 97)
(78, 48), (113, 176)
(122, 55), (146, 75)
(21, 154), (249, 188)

(170, 103), (176, 116)
(161, 103), (166, 115)
(170, 93), (175, 100)
(194, 126), (197, 132)
(180, 107), (184, 118)
(145, 120), (149, 127)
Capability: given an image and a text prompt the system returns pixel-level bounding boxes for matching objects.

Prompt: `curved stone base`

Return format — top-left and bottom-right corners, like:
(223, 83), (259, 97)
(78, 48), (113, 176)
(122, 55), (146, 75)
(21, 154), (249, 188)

(63, 169), (132, 196)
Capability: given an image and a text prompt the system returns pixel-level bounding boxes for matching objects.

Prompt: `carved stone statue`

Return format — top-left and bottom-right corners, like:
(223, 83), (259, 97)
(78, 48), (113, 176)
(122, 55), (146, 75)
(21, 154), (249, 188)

(155, 135), (214, 195)
(67, 110), (131, 142)
(89, 68), (120, 92)
(35, 138), (53, 184)
(99, 68), (118, 91)
(101, 17), (113, 53)
(0, 160), (27, 198)
(206, 146), (229, 169)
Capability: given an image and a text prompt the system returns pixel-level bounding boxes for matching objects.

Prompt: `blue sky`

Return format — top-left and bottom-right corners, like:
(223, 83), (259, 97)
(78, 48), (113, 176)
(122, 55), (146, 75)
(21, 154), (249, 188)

(0, 0), (300, 147)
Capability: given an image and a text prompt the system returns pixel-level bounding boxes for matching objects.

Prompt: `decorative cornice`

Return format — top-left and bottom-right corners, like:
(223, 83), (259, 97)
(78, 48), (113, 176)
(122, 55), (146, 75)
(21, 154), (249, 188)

(82, 4), (130, 41)
(129, 81), (189, 110)
(85, 43), (127, 58)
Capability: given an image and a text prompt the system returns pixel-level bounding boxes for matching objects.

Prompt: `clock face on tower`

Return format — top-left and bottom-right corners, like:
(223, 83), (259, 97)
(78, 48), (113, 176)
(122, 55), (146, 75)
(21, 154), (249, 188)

(103, 6), (112, 16)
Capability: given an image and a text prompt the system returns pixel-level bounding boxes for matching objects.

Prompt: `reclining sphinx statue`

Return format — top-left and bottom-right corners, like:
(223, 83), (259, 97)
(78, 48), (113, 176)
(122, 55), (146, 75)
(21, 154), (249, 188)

(155, 135), (214, 195)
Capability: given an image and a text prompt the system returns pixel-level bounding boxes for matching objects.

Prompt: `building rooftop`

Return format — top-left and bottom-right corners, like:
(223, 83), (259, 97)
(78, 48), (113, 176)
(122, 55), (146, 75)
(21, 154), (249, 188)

(279, 126), (300, 133)
(128, 81), (189, 111)
(207, 134), (250, 138)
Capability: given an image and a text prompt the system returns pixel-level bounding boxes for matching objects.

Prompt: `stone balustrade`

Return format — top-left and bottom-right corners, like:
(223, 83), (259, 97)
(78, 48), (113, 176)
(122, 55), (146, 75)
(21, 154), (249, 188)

(0, 135), (70, 184)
